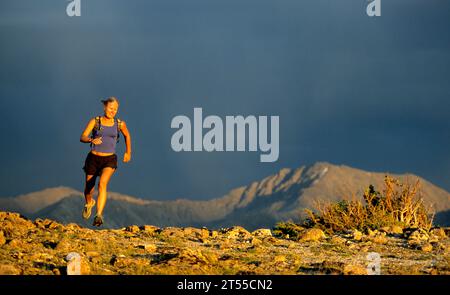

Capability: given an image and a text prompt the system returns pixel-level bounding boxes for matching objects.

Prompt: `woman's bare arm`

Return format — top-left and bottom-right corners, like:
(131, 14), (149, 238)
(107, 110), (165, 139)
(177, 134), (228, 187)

(80, 118), (96, 143)
(120, 121), (132, 155)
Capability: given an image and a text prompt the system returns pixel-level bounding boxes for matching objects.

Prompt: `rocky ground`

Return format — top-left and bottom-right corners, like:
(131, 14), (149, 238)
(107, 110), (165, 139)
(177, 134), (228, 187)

(0, 211), (449, 275)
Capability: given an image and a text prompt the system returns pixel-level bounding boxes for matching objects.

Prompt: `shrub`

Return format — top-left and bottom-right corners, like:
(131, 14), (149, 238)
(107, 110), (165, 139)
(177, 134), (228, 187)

(304, 176), (434, 233)
(272, 221), (305, 240)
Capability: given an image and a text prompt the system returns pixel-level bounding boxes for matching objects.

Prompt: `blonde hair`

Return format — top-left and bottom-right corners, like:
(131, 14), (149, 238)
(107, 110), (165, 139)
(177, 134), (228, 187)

(101, 96), (119, 106)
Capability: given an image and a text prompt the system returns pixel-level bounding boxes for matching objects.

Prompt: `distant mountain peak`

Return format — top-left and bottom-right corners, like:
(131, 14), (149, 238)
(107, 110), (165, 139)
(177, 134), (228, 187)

(1, 162), (449, 229)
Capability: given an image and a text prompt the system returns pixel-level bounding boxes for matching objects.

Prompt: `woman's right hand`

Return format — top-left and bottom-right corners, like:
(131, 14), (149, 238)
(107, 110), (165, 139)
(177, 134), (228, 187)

(91, 137), (102, 145)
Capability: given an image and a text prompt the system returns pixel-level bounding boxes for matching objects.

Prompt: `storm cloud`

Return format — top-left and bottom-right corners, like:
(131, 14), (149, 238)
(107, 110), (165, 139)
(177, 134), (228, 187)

(1, 0), (449, 200)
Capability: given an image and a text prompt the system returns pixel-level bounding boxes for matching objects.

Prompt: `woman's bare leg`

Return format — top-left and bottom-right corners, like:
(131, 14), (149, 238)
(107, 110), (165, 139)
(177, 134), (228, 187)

(84, 174), (97, 204)
(96, 167), (116, 216)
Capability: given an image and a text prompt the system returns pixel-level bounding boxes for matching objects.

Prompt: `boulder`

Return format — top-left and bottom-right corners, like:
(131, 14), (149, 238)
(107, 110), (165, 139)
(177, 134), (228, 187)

(350, 230), (363, 241)
(429, 228), (446, 239)
(137, 243), (157, 252)
(251, 229), (272, 237)
(139, 225), (160, 234)
(274, 255), (286, 263)
(381, 225), (403, 235)
(221, 226), (252, 240)
(344, 264), (367, 275)
(408, 228), (429, 242)
(330, 235), (346, 244)
(420, 243), (433, 253)
(299, 228), (326, 242)
(0, 230), (6, 246)
(125, 225), (140, 233)
(0, 264), (21, 275)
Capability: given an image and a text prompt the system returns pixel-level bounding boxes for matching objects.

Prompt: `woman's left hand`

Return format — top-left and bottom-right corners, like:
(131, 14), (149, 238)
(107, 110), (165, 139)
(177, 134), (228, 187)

(123, 152), (131, 163)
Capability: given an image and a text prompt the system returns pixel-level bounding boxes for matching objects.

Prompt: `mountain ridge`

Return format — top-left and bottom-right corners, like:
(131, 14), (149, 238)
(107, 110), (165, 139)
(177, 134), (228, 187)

(1, 162), (449, 230)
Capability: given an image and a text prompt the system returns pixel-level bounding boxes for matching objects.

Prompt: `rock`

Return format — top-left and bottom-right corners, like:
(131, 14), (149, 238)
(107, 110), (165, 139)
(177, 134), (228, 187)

(360, 246), (371, 252)
(443, 227), (450, 237)
(429, 228), (446, 239)
(344, 229), (363, 241)
(7, 239), (24, 248)
(182, 227), (198, 236)
(431, 242), (445, 252)
(86, 251), (102, 264)
(200, 228), (210, 239)
(407, 239), (421, 249)
(251, 237), (262, 247)
(381, 226), (403, 235)
(344, 265), (367, 275)
(86, 251), (101, 258)
(380, 226), (390, 233)
(43, 240), (59, 249)
(420, 243), (433, 253)
(125, 225), (140, 233)
(218, 241), (232, 250)
(34, 218), (58, 230)
(429, 235), (440, 244)
(0, 264), (21, 275)
(183, 227), (210, 240)
(203, 252), (218, 264)
(251, 229), (272, 237)
(408, 228), (429, 242)
(369, 232), (387, 244)
(110, 254), (140, 268)
(390, 226), (404, 235)
(178, 248), (211, 264)
(1, 223), (14, 240)
(372, 235), (388, 245)
(160, 227), (185, 238)
(137, 243), (157, 252)
(55, 238), (74, 252)
(350, 230), (363, 241)
(348, 244), (360, 250)
(140, 225), (160, 234)
(262, 236), (278, 244)
(65, 223), (81, 231)
(0, 230), (6, 246)
(0, 212), (23, 222)
(331, 236), (346, 244)
(274, 255), (286, 263)
(288, 242), (296, 249)
(180, 227), (209, 240)
(221, 226), (252, 240)
(367, 229), (378, 237)
(46, 221), (62, 230)
(299, 228), (326, 242)
(33, 219), (44, 228)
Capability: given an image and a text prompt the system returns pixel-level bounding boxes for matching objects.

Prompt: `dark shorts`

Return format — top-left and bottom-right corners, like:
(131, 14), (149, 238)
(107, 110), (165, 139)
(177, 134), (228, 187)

(82, 152), (118, 176)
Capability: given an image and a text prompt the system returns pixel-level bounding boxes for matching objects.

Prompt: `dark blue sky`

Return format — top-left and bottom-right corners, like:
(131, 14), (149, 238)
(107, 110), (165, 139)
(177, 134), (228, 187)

(1, 0), (449, 200)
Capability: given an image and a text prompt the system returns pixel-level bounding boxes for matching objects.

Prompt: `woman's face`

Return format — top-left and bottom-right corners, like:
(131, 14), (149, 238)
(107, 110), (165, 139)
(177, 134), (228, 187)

(104, 101), (119, 119)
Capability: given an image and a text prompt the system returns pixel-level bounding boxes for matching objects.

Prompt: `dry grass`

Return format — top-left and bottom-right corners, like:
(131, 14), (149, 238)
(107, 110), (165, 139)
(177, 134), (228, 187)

(304, 175), (435, 233)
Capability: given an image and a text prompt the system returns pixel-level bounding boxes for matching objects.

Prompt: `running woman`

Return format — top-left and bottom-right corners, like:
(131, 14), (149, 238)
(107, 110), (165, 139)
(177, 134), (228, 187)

(79, 97), (132, 226)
